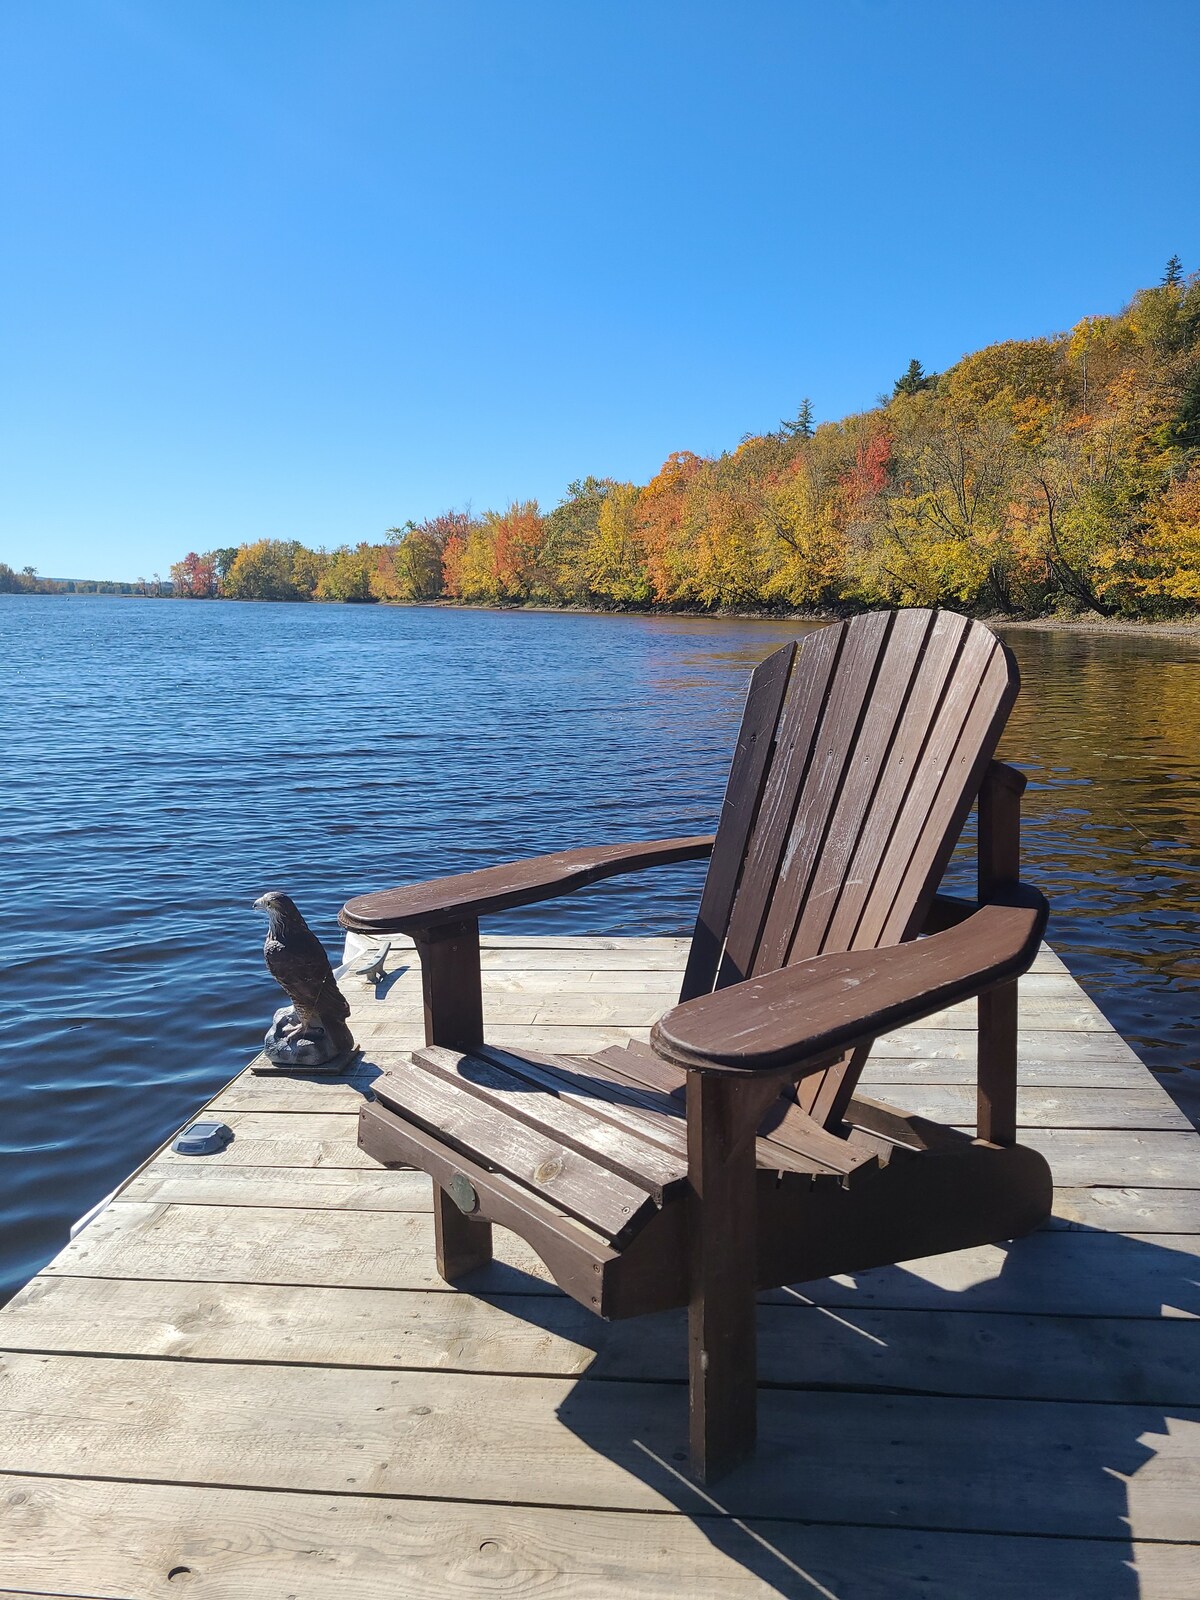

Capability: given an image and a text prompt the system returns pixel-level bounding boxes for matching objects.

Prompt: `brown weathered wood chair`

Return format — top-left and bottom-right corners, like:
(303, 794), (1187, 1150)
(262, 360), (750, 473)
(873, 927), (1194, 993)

(341, 609), (1051, 1482)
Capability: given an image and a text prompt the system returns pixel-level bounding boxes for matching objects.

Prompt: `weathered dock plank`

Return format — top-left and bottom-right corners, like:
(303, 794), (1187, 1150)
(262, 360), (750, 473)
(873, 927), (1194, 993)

(138, 1106), (1200, 1187)
(6, 1276), (1198, 1404)
(2, 1351), (1198, 1539)
(2, 934), (1198, 1599)
(120, 1161), (433, 1210)
(347, 993), (1118, 1033)
(113, 1162), (1200, 1231)
(31, 1198), (1200, 1317)
(3, 1475), (1196, 1600)
(208, 1056), (1164, 1108)
(210, 1078), (1190, 1129)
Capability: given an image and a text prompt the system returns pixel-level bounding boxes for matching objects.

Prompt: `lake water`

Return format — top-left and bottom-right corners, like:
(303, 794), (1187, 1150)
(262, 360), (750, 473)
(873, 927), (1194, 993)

(1, 595), (1197, 1302)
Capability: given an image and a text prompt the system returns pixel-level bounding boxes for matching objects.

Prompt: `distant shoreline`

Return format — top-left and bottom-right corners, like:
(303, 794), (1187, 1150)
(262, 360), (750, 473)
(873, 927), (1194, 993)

(7, 588), (1198, 641)
(405, 598), (1200, 643)
(984, 615), (1200, 641)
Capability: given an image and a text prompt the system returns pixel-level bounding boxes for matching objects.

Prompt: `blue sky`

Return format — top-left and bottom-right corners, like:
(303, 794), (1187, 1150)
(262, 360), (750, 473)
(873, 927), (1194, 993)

(2, 0), (1198, 580)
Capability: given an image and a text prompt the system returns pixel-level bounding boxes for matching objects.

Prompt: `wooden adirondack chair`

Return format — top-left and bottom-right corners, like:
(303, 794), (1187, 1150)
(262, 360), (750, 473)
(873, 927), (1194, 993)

(341, 609), (1052, 1482)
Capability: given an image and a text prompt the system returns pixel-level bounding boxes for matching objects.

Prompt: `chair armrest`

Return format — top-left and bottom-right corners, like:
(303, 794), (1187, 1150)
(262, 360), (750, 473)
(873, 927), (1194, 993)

(649, 884), (1048, 1075)
(339, 835), (716, 935)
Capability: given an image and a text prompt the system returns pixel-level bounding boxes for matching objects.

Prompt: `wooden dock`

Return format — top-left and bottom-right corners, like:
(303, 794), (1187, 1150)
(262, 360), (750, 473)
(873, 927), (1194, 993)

(2, 934), (1198, 1598)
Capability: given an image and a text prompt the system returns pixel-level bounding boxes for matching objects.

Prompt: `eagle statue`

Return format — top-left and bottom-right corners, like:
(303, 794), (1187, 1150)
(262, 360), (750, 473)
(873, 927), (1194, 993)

(253, 891), (356, 1068)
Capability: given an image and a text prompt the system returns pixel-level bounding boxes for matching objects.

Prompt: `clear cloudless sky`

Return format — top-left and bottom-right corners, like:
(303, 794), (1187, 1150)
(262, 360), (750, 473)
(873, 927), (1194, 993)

(2, 0), (1198, 580)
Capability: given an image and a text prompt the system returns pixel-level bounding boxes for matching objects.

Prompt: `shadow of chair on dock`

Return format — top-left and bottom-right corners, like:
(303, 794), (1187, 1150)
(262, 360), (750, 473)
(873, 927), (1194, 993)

(331, 1043), (1198, 1596)
(462, 1222), (1198, 1600)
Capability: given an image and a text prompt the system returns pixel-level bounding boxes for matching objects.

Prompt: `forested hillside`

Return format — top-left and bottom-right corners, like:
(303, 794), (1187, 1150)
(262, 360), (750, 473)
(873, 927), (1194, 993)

(171, 266), (1200, 618)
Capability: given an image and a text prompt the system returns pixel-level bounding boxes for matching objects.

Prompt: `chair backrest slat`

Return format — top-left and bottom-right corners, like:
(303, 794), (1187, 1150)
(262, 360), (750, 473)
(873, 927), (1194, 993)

(678, 640), (796, 1003)
(683, 609), (1019, 1128)
(818, 610), (971, 955)
(847, 623), (1014, 952)
(716, 621), (847, 988)
(786, 607), (947, 962)
(744, 611), (894, 980)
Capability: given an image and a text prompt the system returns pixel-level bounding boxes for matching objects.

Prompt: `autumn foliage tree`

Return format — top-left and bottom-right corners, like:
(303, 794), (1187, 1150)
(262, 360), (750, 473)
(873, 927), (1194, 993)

(222, 540), (319, 601)
(169, 551), (218, 597)
(172, 266), (1200, 620)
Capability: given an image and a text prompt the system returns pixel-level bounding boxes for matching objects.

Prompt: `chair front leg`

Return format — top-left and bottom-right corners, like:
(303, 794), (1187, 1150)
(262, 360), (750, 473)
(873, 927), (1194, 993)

(412, 918), (494, 1278)
(686, 1073), (777, 1483)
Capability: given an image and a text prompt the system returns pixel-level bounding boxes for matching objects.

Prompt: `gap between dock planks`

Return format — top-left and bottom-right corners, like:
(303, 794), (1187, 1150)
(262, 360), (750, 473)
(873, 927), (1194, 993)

(2, 935), (1199, 1600)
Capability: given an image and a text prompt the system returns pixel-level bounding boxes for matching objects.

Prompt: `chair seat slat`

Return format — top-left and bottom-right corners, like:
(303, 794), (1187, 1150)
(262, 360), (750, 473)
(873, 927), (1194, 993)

(372, 1062), (660, 1242)
(476, 1043), (692, 1159)
(590, 1043), (847, 1179)
(414, 1044), (686, 1195)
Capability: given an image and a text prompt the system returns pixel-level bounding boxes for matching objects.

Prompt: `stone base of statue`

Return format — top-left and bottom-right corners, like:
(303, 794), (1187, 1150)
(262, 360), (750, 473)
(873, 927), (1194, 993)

(252, 1004), (360, 1075)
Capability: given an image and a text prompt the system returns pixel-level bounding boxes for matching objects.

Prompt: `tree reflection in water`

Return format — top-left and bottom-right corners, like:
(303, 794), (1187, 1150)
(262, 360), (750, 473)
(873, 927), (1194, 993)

(995, 626), (1200, 1119)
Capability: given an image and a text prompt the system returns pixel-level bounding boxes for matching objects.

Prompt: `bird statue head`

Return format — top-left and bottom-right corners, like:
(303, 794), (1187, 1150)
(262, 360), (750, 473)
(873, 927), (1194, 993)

(253, 891), (301, 934)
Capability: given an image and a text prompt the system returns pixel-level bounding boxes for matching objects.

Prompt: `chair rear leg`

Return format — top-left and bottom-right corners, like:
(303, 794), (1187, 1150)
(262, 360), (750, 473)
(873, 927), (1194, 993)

(434, 1185), (493, 1280)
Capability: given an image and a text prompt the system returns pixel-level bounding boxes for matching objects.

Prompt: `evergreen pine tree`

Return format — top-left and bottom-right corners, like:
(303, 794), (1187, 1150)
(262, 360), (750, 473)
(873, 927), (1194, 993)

(893, 358), (930, 397)
(780, 397), (815, 439)
(1163, 254), (1184, 287)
